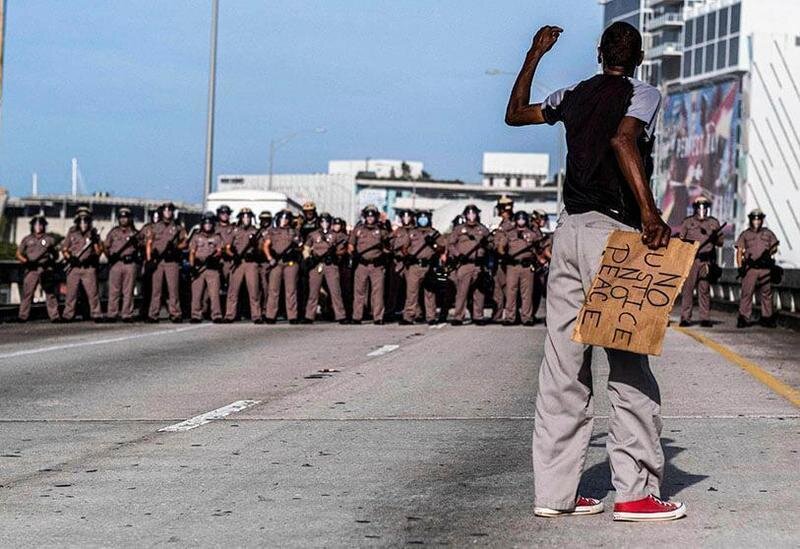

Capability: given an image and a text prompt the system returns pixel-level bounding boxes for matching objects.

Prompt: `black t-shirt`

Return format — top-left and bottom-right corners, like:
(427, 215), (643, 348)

(542, 74), (661, 228)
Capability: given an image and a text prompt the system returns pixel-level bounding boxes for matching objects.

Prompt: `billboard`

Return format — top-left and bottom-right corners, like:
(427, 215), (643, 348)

(656, 80), (741, 229)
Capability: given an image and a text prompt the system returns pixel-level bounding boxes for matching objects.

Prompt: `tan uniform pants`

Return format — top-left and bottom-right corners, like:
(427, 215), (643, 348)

(63, 267), (102, 320)
(352, 263), (385, 321)
(504, 263), (534, 323)
(533, 211), (663, 510)
(267, 262), (299, 320)
(305, 264), (346, 321)
(149, 261), (182, 320)
(492, 263), (507, 321)
(452, 264), (485, 321)
(226, 262), (262, 321)
(191, 269), (222, 320)
(107, 262), (138, 319)
(739, 268), (773, 319)
(18, 267), (60, 321)
(260, 264), (271, 317)
(403, 264), (437, 322)
(680, 259), (711, 322)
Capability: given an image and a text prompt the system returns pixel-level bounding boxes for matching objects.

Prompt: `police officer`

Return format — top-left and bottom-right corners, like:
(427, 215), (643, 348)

(531, 210), (552, 319)
(448, 204), (490, 326)
(297, 201), (320, 318)
(137, 208), (159, 320)
(105, 207), (140, 322)
(491, 195), (515, 323)
(388, 208), (415, 321)
(222, 208), (263, 323)
(216, 205), (236, 290)
(332, 217), (353, 320)
(678, 197), (723, 327)
(16, 216), (60, 322)
(257, 211), (273, 320)
(146, 202), (187, 323)
(349, 205), (390, 324)
(398, 210), (446, 325)
(495, 210), (541, 326)
(189, 212), (224, 323)
(263, 209), (302, 324)
(736, 209), (779, 328)
(61, 208), (104, 322)
(304, 212), (348, 323)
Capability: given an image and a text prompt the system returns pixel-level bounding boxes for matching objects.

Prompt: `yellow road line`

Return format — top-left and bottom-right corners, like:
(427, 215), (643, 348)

(673, 326), (800, 408)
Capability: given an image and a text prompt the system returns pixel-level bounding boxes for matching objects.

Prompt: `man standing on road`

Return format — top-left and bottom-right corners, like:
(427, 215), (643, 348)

(506, 22), (685, 521)
(225, 208), (264, 324)
(16, 216), (60, 323)
(494, 210), (541, 326)
(189, 212), (224, 324)
(61, 208), (104, 322)
(491, 195), (515, 323)
(678, 197), (723, 327)
(448, 204), (490, 326)
(349, 205), (390, 325)
(303, 212), (348, 324)
(736, 209), (779, 328)
(257, 211), (273, 320)
(397, 210), (446, 325)
(146, 202), (187, 323)
(263, 209), (302, 324)
(104, 207), (140, 323)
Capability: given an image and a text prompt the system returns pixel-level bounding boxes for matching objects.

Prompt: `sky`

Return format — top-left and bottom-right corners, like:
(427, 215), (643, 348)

(0, 0), (603, 203)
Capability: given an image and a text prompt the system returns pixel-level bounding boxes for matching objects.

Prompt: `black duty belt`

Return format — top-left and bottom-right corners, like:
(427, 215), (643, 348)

(358, 256), (385, 266)
(406, 257), (433, 267)
(505, 257), (535, 267)
(458, 257), (485, 266)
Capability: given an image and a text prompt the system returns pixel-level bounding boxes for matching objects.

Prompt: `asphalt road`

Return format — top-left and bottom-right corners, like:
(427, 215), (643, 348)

(0, 313), (797, 547)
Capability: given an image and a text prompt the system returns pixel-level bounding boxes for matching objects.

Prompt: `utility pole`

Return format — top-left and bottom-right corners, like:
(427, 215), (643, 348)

(202, 0), (219, 207)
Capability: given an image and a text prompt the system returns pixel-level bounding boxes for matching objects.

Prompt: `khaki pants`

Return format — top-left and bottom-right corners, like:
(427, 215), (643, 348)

(260, 263), (271, 317)
(63, 266), (102, 320)
(267, 262), (299, 320)
(107, 262), (138, 319)
(680, 259), (711, 322)
(149, 261), (182, 320)
(492, 263), (507, 321)
(452, 264), (485, 321)
(352, 263), (385, 321)
(533, 211), (664, 510)
(504, 263), (534, 323)
(305, 264), (346, 321)
(739, 268), (773, 319)
(226, 262), (262, 321)
(18, 267), (60, 321)
(191, 269), (222, 320)
(403, 264), (437, 322)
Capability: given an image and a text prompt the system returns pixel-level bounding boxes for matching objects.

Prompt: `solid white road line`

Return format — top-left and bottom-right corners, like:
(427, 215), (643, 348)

(0, 324), (211, 360)
(367, 344), (400, 357)
(158, 400), (261, 433)
(428, 323), (447, 330)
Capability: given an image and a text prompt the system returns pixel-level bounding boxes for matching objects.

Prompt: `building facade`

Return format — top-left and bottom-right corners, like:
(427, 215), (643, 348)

(481, 152), (550, 189)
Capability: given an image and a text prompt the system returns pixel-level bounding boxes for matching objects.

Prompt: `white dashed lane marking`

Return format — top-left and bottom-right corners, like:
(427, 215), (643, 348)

(367, 344), (400, 357)
(0, 324), (210, 360)
(158, 400), (261, 433)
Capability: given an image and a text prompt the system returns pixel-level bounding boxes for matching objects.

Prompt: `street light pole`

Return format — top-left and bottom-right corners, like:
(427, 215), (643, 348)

(202, 0), (219, 207)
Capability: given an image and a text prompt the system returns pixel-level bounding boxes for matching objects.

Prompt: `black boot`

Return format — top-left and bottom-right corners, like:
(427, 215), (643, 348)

(736, 315), (748, 328)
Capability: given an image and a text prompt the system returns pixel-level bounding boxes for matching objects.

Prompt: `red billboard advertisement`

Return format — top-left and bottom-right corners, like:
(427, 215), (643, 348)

(656, 80), (741, 229)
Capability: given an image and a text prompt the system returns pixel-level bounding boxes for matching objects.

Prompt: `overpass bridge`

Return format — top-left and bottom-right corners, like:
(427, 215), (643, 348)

(0, 305), (797, 546)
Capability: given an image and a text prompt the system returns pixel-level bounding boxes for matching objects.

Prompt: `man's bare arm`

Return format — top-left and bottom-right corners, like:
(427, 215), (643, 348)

(610, 116), (671, 249)
(505, 26), (562, 127)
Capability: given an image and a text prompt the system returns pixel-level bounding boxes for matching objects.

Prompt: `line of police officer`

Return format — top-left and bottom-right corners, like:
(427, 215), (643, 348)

(677, 196), (781, 329)
(14, 197), (554, 326)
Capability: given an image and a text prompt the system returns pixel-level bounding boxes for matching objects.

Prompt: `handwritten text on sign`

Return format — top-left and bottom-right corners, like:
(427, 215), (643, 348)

(572, 231), (698, 356)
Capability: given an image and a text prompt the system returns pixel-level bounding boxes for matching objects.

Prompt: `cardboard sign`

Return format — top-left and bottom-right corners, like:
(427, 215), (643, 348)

(572, 231), (698, 356)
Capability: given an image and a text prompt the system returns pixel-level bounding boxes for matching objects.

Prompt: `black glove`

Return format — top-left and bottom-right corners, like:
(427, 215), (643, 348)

(737, 266), (746, 279)
(424, 234), (436, 246)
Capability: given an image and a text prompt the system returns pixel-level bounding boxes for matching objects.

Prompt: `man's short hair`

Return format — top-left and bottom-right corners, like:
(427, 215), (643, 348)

(600, 22), (642, 70)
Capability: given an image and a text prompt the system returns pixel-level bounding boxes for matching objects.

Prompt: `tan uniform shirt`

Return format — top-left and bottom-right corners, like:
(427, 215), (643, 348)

(62, 227), (100, 261)
(105, 226), (138, 259)
(736, 228), (778, 261)
(349, 224), (389, 260)
(398, 227), (445, 260)
(20, 233), (56, 264)
(190, 231), (223, 262)
(229, 225), (261, 259)
(306, 229), (347, 258)
(496, 226), (542, 261)
(216, 223), (236, 247)
(148, 221), (187, 257)
(266, 226), (301, 258)
(448, 223), (490, 260)
(679, 215), (722, 255)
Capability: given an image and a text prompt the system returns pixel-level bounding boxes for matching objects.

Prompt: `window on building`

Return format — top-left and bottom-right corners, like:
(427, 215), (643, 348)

(707, 12), (717, 41)
(695, 17), (705, 45)
(719, 7), (729, 38)
(717, 39), (727, 69)
(694, 48), (704, 76)
(505, 178), (511, 188)
(683, 50), (693, 77)
(516, 178), (522, 188)
(684, 19), (693, 46)
(705, 43), (715, 72)
(731, 3), (741, 34)
(729, 36), (740, 66)
(488, 177), (494, 187)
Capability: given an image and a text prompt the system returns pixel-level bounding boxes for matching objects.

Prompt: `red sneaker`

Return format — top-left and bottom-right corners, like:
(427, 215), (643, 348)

(534, 496), (604, 517)
(613, 495), (686, 522)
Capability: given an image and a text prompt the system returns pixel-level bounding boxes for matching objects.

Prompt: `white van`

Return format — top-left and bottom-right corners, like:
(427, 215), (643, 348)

(205, 189), (295, 219)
